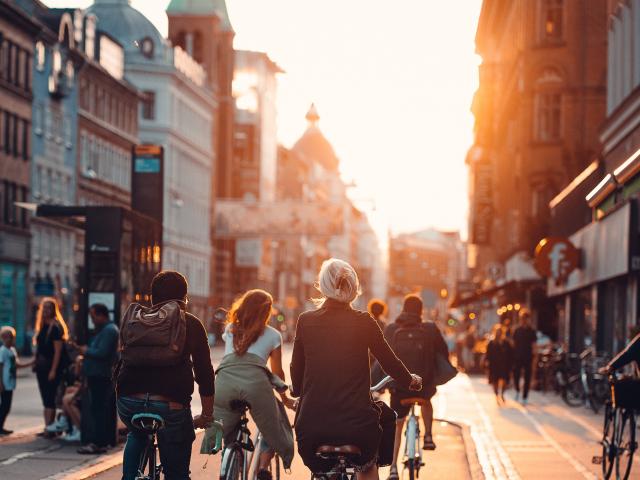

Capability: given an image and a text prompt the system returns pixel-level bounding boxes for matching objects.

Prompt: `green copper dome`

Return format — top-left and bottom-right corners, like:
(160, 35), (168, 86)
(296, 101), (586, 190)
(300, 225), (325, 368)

(166, 0), (233, 32)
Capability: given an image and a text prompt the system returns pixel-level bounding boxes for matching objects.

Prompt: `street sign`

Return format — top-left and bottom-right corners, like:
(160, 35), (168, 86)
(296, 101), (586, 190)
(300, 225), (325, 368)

(132, 145), (164, 225)
(534, 237), (580, 285)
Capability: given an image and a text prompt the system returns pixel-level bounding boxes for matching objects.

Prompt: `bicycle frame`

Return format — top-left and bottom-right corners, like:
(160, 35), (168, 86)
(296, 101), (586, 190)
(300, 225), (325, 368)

(220, 416), (254, 480)
(403, 403), (424, 477)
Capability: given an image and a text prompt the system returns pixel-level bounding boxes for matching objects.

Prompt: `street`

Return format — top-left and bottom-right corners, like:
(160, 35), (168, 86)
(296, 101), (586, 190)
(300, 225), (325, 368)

(0, 344), (631, 480)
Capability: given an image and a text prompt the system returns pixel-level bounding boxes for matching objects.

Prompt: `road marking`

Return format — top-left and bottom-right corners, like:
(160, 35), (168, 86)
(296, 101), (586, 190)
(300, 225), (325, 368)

(514, 403), (597, 480)
(42, 449), (124, 480)
(0, 444), (60, 465)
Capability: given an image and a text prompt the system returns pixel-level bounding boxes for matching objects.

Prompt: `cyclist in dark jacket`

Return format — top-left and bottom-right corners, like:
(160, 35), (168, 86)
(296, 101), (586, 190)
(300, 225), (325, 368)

(383, 295), (448, 479)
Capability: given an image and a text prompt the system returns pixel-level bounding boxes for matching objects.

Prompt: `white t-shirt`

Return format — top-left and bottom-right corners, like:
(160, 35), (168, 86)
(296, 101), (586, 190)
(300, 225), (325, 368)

(0, 345), (17, 391)
(223, 324), (282, 363)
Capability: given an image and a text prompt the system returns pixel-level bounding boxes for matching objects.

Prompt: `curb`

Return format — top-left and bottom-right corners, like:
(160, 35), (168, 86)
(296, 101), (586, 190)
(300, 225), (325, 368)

(42, 449), (124, 480)
(0, 426), (43, 445)
(435, 417), (484, 480)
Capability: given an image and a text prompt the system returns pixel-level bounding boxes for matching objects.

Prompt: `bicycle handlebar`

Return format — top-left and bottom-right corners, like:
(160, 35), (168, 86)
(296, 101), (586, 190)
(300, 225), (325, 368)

(371, 376), (394, 392)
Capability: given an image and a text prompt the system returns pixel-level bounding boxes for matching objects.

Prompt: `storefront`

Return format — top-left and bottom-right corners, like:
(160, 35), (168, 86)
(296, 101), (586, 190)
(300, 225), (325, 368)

(547, 200), (636, 354)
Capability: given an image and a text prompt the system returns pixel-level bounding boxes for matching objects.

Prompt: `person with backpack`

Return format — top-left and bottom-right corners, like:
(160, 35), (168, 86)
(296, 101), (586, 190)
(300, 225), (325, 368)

(33, 297), (70, 436)
(115, 270), (215, 480)
(383, 294), (449, 480)
(73, 303), (119, 454)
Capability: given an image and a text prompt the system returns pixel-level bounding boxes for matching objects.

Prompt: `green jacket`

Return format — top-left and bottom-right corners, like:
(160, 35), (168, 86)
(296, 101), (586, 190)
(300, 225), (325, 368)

(200, 352), (294, 468)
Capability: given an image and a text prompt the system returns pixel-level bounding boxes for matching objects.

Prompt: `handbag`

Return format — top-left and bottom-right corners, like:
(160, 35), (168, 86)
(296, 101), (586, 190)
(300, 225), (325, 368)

(432, 353), (457, 386)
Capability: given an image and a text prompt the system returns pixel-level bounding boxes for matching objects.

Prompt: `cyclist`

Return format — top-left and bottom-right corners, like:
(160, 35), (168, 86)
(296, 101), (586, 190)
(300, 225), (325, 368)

(115, 271), (215, 480)
(291, 258), (422, 480)
(202, 289), (295, 479)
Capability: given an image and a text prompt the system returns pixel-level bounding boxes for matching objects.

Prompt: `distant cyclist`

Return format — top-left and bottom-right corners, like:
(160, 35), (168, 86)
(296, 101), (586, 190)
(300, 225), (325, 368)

(291, 258), (422, 480)
(202, 289), (295, 479)
(383, 294), (449, 479)
(368, 298), (388, 333)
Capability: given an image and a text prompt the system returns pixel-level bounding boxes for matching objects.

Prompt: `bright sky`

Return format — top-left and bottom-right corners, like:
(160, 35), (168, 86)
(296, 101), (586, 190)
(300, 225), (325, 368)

(45, 0), (482, 237)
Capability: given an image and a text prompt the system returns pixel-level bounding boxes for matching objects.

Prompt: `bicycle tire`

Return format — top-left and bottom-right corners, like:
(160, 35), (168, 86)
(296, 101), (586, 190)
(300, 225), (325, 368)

(563, 377), (585, 407)
(221, 448), (243, 480)
(601, 402), (616, 479)
(407, 458), (416, 480)
(615, 410), (636, 480)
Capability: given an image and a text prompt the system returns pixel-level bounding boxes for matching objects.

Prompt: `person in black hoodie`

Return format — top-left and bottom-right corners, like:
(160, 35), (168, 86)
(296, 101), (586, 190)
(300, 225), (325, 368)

(383, 295), (449, 479)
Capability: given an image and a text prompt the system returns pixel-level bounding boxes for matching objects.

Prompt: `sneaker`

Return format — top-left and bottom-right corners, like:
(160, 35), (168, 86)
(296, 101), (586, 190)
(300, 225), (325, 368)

(0, 428), (13, 435)
(77, 443), (107, 454)
(256, 470), (272, 480)
(62, 427), (81, 442)
(423, 434), (436, 451)
(46, 415), (69, 433)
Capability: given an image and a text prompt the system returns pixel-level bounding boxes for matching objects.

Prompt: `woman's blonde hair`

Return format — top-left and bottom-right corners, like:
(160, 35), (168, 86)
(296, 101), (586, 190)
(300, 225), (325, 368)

(313, 258), (361, 306)
(227, 289), (273, 356)
(35, 297), (69, 341)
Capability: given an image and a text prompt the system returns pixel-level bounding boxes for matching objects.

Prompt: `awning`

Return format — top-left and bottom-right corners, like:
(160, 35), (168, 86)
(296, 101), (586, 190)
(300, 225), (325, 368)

(449, 279), (542, 309)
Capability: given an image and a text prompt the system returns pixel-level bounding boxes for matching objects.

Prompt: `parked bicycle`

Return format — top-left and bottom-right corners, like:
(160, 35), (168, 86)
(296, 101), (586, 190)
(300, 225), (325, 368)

(593, 374), (639, 480)
(311, 376), (396, 480)
(563, 347), (610, 412)
(218, 399), (283, 480)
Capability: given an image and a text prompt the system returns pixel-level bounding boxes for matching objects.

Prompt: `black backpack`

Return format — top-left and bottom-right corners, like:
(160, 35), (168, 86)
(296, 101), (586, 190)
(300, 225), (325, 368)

(391, 325), (431, 383)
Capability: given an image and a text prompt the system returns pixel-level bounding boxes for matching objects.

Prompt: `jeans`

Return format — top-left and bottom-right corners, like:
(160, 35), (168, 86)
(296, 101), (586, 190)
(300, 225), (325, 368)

(117, 396), (195, 480)
(87, 376), (114, 447)
(0, 390), (13, 429)
(513, 358), (532, 399)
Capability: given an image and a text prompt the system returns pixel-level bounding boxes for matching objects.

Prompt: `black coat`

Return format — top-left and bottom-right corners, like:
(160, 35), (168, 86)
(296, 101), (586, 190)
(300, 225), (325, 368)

(485, 339), (513, 383)
(290, 299), (412, 472)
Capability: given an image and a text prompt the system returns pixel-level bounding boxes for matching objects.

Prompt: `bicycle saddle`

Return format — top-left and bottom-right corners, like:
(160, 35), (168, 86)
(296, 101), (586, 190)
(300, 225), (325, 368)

(400, 397), (429, 407)
(230, 399), (251, 412)
(131, 413), (165, 433)
(316, 445), (362, 459)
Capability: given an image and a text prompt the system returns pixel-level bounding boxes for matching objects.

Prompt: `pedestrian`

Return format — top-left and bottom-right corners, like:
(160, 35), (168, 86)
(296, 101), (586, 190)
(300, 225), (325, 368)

(291, 258), (422, 479)
(59, 356), (85, 442)
(74, 303), (119, 454)
(33, 297), (70, 435)
(512, 308), (537, 405)
(383, 294), (449, 479)
(208, 307), (227, 347)
(115, 270), (215, 480)
(0, 326), (33, 435)
(462, 325), (477, 372)
(485, 324), (513, 405)
(202, 290), (295, 479)
(367, 298), (388, 333)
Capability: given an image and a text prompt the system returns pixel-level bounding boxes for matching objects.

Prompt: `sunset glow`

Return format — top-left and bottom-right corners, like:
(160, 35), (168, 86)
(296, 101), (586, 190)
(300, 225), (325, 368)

(46, 0), (483, 236)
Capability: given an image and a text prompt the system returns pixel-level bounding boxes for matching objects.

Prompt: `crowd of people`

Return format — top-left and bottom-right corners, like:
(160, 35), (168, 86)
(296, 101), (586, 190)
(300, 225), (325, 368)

(0, 259), (457, 480)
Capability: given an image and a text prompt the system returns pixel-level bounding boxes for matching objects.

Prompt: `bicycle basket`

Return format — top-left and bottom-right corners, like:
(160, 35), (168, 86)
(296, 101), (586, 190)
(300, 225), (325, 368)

(611, 378), (640, 410)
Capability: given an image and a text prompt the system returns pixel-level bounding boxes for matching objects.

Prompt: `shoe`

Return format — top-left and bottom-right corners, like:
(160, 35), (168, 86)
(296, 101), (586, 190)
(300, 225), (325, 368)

(501, 393), (506, 404)
(77, 443), (107, 454)
(0, 429), (13, 435)
(45, 415), (69, 433)
(423, 434), (436, 451)
(256, 470), (272, 480)
(387, 465), (399, 480)
(62, 427), (81, 442)
(522, 398), (528, 406)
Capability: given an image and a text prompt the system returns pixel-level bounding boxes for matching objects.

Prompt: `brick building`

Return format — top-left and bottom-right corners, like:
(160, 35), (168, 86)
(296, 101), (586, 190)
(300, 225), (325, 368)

(465, 0), (608, 331)
(0, 0), (38, 349)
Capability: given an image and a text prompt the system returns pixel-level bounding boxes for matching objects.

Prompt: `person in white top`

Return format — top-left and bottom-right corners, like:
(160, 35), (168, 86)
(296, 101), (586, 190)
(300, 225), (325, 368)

(211, 289), (295, 479)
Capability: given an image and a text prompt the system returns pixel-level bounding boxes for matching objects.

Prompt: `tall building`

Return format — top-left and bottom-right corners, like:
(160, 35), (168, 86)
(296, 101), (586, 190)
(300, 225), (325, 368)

(465, 0), (607, 330)
(89, 0), (215, 318)
(0, 0), (39, 350)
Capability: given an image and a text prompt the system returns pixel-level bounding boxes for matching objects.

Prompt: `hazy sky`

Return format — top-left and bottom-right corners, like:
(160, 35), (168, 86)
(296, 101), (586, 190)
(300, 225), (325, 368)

(45, 0), (482, 237)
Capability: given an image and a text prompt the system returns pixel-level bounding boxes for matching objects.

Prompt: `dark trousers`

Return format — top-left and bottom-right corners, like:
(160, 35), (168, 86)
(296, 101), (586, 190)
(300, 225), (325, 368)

(117, 396), (195, 480)
(0, 390), (13, 429)
(513, 358), (532, 399)
(87, 376), (113, 447)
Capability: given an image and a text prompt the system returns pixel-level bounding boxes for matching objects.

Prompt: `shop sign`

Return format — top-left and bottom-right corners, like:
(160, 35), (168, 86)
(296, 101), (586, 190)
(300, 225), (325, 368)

(534, 237), (580, 285)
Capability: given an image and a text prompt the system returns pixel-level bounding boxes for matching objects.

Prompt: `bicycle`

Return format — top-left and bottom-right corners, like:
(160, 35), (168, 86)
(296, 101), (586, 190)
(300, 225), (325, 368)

(218, 399), (283, 480)
(397, 397), (426, 480)
(130, 413), (165, 480)
(563, 347), (609, 412)
(309, 376), (395, 480)
(593, 374), (639, 480)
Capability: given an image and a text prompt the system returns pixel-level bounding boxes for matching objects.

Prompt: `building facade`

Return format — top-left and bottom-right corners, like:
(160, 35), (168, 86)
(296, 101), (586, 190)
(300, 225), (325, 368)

(89, 0), (215, 319)
(465, 0), (608, 332)
(0, 0), (39, 350)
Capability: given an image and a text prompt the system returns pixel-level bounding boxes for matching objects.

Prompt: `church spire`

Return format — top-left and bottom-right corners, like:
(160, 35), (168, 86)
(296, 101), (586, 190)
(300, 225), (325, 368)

(166, 0), (233, 32)
(306, 103), (320, 126)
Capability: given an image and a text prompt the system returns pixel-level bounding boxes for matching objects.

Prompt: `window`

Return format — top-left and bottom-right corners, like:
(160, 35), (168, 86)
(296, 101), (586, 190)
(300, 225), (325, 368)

(33, 102), (43, 135)
(35, 41), (45, 72)
(19, 186), (27, 228)
(541, 0), (563, 42)
(22, 119), (29, 160)
(535, 92), (561, 141)
(4, 110), (11, 154)
(141, 91), (155, 120)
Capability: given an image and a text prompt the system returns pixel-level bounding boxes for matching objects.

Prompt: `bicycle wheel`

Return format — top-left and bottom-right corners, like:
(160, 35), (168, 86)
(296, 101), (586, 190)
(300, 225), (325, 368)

(221, 448), (243, 480)
(563, 377), (585, 407)
(406, 458), (416, 480)
(615, 410), (636, 480)
(601, 402), (617, 479)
